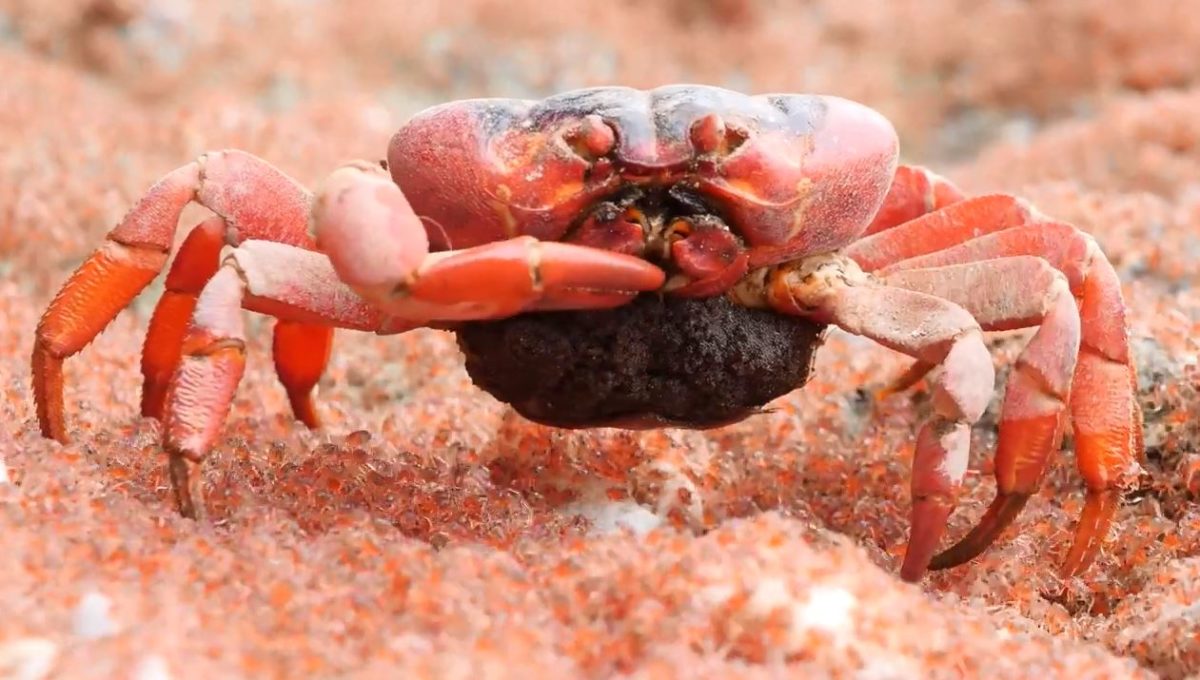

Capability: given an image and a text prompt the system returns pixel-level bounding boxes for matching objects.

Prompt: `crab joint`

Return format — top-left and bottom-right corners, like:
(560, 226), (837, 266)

(731, 253), (871, 316)
(310, 162), (430, 305)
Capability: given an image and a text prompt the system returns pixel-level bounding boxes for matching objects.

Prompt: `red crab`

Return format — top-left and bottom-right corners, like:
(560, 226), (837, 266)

(32, 85), (1144, 583)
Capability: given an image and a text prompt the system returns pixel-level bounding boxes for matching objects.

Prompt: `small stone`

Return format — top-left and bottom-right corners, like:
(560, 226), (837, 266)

(131, 655), (173, 680)
(795, 585), (857, 635)
(566, 496), (663, 537)
(0, 638), (58, 680)
(72, 591), (117, 640)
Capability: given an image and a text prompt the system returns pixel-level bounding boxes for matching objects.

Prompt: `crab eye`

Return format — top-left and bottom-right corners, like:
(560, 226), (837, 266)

(563, 114), (617, 161)
(690, 113), (748, 156)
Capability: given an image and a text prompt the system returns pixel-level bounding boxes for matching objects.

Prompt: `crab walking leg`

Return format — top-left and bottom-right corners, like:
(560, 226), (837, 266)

(270, 321), (335, 428)
(311, 163), (667, 318)
(140, 217), (227, 420)
(882, 258), (1083, 573)
(161, 242), (383, 516)
(33, 150), (314, 442)
(845, 194), (1040, 272)
(873, 223), (1143, 576)
(165, 265), (248, 518)
(846, 195), (1044, 398)
(141, 216), (335, 428)
(755, 255), (994, 582)
(862, 165), (968, 237)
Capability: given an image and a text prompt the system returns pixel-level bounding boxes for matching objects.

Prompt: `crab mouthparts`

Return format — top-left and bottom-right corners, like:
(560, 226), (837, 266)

(570, 186), (747, 292)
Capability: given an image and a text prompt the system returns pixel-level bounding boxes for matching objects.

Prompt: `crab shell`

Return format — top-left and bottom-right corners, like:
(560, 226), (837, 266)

(386, 85), (901, 269)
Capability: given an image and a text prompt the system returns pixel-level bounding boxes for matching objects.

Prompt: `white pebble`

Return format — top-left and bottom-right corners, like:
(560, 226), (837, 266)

(132, 655), (173, 680)
(566, 497), (663, 536)
(0, 638), (58, 680)
(795, 585), (857, 634)
(73, 591), (118, 640)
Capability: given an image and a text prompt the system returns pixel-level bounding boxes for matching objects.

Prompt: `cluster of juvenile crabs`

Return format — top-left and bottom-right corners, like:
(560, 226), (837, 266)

(32, 85), (1143, 583)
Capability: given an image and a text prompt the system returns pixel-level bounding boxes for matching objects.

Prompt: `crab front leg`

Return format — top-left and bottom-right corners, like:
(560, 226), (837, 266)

(737, 255), (995, 582)
(162, 162), (664, 516)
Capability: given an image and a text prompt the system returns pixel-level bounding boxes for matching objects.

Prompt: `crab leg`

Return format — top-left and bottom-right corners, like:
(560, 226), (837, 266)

(845, 194), (1039, 271)
(271, 320), (335, 428)
(861, 165), (968, 237)
(750, 254), (994, 582)
(139, 217), (227, 420)
(881, 258), (1081, 579)
(158, 241), (387, 517)
(873, 223), (1143, 577)
(137, 214), (336, 428)
(847, 199), (1062, 399)
(33, 150), (321, 442)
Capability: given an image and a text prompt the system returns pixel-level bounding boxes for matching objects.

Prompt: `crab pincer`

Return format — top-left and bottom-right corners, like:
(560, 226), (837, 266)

(312, 162), (666, 319)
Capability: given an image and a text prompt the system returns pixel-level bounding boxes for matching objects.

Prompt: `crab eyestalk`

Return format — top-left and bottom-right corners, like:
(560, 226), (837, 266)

(563, 114), (617, 161)
(689, 112), (748, 157)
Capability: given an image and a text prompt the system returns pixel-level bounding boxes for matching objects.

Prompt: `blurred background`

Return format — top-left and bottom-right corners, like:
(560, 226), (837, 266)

(4, 0), (1199, 161)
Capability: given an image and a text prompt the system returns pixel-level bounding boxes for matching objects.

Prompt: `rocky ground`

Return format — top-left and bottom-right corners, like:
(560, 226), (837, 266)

(1, 1), (1199, 678)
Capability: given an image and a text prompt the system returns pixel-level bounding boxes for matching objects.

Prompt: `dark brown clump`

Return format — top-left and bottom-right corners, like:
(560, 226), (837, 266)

(454, 294), (828, 428)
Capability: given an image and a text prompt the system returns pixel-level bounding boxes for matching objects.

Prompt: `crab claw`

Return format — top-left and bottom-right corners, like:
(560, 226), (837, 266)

(311, 161), (665, 321)
(408, 236), (666, 318)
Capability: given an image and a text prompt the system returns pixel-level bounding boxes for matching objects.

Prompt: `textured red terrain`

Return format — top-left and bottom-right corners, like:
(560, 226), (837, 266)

(2, 2), (1199, 678)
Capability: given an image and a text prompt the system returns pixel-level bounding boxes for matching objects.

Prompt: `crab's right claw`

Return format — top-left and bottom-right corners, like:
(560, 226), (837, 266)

(409, 238), (667, 315)
(312, 162), (665, 320)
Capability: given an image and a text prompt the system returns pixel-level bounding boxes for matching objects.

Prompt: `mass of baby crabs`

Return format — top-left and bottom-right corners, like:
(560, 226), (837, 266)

(32, 84), (1145, 583)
